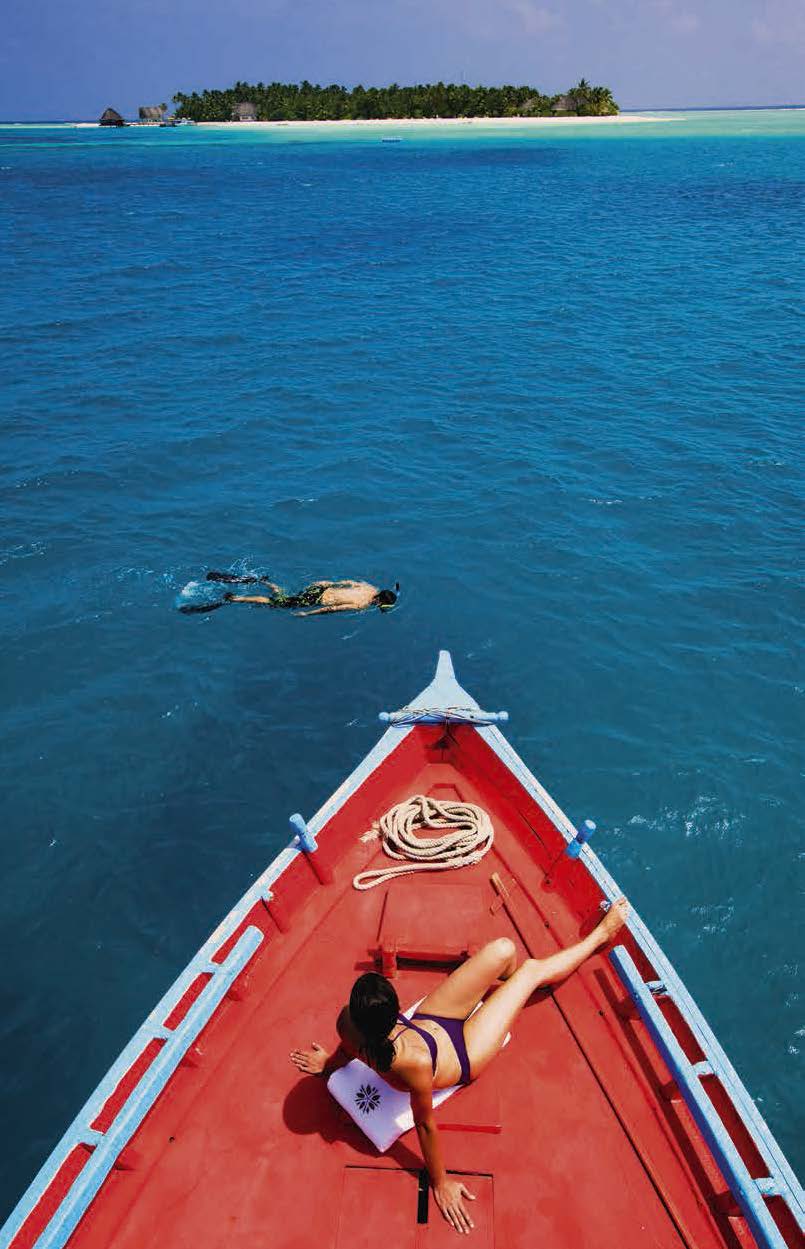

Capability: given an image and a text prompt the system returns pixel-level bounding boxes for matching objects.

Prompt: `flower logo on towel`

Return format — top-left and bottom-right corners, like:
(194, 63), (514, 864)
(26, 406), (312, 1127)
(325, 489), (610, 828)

(355, 1083), (381, 1115)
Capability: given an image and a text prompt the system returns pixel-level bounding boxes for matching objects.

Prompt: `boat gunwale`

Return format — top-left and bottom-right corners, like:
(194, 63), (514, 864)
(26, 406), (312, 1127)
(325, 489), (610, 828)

(1, 720), (416, 1249)
(29, 928), (265, 1249)
(476, 720), (804, 1227)
(610, 944), (789, 1249)
(2, 653), (802, 1247)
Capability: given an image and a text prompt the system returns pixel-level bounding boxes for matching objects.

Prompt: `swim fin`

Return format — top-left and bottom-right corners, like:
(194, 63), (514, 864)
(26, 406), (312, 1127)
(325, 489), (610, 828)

(206, 570), (261, 584)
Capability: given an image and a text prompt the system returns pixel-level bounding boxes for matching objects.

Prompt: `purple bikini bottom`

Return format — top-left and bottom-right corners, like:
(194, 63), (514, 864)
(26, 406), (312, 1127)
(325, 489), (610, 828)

(396, 1011), (472, 1084)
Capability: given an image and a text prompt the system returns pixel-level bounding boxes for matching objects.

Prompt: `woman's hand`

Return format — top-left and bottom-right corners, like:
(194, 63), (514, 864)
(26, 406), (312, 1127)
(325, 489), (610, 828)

(433, 1178), (476, 1234)
(290, 1042), (328, 1075)
(410, 1078), (474, 1233)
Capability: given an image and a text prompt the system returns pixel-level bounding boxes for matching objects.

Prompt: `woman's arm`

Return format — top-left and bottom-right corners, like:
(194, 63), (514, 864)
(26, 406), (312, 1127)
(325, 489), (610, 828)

(409, 1073), (475, 1234)
(293, 605), (348, 617)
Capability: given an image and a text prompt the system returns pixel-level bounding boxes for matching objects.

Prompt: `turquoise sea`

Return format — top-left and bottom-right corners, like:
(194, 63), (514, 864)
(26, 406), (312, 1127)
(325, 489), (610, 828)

(0, 109), (802, 1212)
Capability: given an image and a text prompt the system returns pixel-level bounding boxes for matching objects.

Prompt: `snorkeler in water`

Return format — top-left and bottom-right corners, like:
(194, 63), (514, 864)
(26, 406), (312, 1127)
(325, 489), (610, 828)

(179, 573), (399, 616)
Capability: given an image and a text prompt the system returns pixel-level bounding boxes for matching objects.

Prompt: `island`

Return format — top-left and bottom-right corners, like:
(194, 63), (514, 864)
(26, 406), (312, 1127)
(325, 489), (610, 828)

(172, 79), (618, 123)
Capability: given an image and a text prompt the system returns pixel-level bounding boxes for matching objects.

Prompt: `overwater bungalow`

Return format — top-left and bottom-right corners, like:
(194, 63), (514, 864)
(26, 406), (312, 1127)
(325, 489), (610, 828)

(98, 107), (125, 127)
(231, 101), (258, 122)
(139, 105), (165, 124)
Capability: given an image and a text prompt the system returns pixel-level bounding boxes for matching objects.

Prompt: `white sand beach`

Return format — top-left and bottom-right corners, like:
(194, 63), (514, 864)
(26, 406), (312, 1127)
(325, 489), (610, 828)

(197, 113), (675, 131)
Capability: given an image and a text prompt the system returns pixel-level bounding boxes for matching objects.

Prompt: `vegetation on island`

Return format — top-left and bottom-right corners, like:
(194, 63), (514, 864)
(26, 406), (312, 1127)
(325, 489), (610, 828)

(172, 80), (618, 122)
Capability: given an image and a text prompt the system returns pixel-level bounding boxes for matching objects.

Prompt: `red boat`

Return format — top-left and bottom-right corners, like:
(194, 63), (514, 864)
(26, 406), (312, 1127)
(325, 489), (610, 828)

(3, 652), (802, 1249)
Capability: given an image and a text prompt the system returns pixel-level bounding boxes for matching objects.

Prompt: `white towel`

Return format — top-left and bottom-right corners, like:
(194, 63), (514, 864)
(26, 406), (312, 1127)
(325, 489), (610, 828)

(327, 1000), (509, 1153)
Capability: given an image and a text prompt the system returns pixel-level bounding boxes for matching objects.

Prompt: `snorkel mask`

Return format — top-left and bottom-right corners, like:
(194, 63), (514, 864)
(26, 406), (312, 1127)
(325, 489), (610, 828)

(378, 582), (400, 612)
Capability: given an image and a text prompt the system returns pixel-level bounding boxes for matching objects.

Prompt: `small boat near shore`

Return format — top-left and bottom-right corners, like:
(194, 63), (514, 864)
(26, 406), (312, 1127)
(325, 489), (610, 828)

(2, 652), (802, 1248)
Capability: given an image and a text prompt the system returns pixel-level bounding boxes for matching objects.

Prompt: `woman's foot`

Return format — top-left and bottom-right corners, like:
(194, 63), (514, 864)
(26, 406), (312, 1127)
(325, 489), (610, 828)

(597, 897), (629, 945)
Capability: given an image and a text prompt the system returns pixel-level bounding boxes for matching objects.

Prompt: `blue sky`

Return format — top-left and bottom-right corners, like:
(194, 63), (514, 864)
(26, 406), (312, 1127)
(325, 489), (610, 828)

(2, 0), (804, 120)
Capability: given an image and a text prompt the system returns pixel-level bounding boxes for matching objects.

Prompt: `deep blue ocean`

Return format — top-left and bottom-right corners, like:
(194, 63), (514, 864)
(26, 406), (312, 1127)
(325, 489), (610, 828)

(0, 111), (802, 1213)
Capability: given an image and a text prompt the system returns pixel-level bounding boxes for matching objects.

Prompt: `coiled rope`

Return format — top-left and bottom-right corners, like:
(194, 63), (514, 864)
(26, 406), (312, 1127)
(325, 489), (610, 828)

(352, 794), (494, 891)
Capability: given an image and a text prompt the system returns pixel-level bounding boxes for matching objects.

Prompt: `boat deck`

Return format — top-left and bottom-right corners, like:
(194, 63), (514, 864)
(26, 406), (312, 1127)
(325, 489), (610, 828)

(12, 723), (798, 1249)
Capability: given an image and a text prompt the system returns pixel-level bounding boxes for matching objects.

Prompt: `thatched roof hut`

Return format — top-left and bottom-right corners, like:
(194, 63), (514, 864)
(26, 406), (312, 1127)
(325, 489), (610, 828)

(232, 101), (257, 122)
(99, 107), (125, 127)
(139, 105), (165, 123)
(551, 95), (576, 115)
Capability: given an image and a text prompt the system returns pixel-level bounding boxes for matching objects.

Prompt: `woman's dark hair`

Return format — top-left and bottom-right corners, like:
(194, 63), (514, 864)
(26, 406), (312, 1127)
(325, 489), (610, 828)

(349, 972), (399, 1071)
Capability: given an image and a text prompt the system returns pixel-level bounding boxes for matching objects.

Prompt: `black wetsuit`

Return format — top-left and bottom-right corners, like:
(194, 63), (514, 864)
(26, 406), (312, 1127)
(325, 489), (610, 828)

(264, 585), (324, 609)
(205, 571), (325, 609)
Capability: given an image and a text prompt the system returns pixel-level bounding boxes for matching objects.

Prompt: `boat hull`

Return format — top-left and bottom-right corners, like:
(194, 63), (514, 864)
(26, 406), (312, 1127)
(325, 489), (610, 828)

(2, 654), (802, 1249)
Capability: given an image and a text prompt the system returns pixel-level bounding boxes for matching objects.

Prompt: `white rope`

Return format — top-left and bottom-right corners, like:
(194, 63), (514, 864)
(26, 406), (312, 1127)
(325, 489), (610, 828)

(352, 794), (494, 891)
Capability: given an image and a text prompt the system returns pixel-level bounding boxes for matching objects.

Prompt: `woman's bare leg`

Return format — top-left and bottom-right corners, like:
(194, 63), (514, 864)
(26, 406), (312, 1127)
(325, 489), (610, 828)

(416, 937), (519, 1021)
(223, 594), (275, 605)
(464, 898), (629, 1078)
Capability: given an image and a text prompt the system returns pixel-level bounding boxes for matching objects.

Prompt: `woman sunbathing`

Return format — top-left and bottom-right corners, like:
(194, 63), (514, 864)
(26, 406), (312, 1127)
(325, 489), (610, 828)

(290, 897), (629, 1235)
